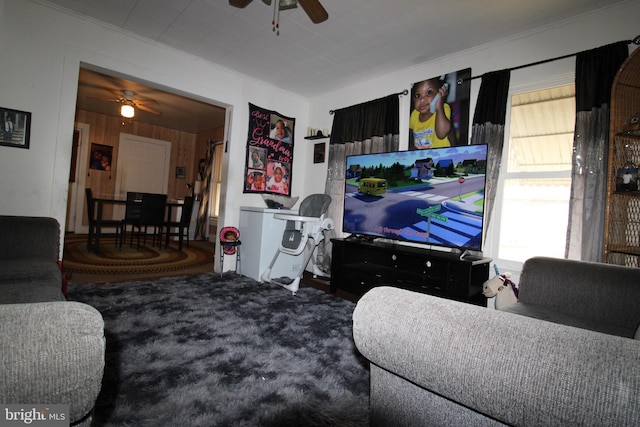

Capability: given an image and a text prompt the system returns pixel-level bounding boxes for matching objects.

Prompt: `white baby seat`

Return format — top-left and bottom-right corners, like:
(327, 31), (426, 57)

(261, 194), (334, 294)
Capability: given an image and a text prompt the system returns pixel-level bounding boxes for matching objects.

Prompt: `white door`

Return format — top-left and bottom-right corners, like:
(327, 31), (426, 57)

(114, 133), (171, 217)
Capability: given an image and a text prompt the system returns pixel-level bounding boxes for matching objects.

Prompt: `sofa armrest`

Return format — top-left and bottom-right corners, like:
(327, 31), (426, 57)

(353, 286), (640, 426)
(0, 302), (105, 425)
(518, 257), (640, 330)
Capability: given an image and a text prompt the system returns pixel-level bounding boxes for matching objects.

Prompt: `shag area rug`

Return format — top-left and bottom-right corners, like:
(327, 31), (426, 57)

(62, 234), (215, 284)
(67, 273), (370, 426)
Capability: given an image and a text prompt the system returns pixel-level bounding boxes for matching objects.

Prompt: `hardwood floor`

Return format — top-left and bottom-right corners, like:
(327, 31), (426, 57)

(300, 271), (359, 303)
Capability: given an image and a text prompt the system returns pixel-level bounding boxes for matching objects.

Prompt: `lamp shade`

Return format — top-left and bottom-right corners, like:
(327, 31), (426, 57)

(121, 104), (135, 118)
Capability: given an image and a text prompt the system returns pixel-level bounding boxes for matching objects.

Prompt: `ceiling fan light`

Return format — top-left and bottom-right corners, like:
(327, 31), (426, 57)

(121, 104), (135, 118)
(279, 0), (297, 11)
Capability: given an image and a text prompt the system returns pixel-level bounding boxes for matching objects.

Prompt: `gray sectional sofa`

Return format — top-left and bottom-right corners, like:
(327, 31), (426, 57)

(0, 216), (105, 427)
(353, 256), (640, 426)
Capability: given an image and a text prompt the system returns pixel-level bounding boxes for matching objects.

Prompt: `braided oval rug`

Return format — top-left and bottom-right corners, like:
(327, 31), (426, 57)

(62, 234), (216, 284)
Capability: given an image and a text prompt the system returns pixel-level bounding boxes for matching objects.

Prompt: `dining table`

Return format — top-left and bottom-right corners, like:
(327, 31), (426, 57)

(92, 196), (185, 250)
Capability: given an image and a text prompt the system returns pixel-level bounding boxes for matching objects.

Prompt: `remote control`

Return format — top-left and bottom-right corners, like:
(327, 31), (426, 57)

(430, 82), (449, 113)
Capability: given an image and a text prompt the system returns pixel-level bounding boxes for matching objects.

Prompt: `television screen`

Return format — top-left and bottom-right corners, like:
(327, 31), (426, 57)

(343, 144), (488, 252)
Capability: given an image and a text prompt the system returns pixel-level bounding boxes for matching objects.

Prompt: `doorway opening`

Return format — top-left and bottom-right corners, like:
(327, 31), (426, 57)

(66, 64), (228, 248)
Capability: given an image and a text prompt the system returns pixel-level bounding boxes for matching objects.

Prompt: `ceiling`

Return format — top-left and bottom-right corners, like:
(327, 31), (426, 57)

(76, 66), (227, 133)
(44, 0), (628, 133)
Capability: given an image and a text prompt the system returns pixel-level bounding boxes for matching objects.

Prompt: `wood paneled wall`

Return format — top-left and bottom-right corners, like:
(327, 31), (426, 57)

(75, 109), (223, 222)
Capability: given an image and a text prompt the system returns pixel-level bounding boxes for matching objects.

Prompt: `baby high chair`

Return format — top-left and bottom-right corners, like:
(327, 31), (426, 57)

(261, 194), (334, 295)
(219, 226), (241, 277)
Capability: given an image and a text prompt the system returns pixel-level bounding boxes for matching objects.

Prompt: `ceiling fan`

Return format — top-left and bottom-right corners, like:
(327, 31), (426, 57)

(229, 0), (328, 31)
(91, 90), (162, 117)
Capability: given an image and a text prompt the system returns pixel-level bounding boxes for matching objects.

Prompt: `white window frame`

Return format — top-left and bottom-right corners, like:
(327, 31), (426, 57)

(484, 71), (576, 276)
(210, 141), (224, 218)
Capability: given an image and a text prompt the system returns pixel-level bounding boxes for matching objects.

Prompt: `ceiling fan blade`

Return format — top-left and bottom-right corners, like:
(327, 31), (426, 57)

(132, 98), (159, 106)
(86, 95), (121, 103)
(298, 0), (328, 24)
(136, 103), (162, 116)
(229, 0), (254, 8)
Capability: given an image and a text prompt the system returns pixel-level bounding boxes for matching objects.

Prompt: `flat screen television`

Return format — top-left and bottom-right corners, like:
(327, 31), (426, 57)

(343, 144), (488, 253)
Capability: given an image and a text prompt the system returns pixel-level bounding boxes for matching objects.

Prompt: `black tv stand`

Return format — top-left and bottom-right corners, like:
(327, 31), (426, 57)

(458, 248), (485, 261)
(346, 234), (377, 243)
(330, 238), (491, 305)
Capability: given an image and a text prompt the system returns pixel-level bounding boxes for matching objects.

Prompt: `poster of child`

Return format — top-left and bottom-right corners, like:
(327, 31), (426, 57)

(248, 147), (266, 170)
(266, 161), (290, 194)
(269, 116), (292, 142)
(409, 68), (471, 149)
(246, 169), (266, 191)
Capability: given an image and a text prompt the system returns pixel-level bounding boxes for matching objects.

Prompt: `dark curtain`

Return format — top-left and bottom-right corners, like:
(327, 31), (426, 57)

(315, 94), (401, 276)
(330, 94), (400, 145)
(470, 70), (511, 237)
(566, 41), (628, 261)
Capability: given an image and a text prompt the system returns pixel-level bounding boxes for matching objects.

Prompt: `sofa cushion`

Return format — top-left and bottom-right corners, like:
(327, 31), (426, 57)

(501, 303), (634, 338)
(0, 259), (62, 284)
(0, 259), (64, 304)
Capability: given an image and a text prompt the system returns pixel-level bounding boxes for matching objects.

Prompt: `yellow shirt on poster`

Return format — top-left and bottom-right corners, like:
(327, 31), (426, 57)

(410, 103), (452, 149)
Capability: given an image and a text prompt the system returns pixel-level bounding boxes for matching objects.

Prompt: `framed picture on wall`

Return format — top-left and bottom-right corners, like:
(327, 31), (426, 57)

(176, 166), (187, 179)
(615, 167), (640, 193)
(0, 107), (31, 149)
(314, 142), (326, 164)
(89, 143), (113, 171)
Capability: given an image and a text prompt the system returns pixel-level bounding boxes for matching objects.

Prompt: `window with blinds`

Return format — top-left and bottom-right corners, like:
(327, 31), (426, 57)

(497, 84), (575, 262)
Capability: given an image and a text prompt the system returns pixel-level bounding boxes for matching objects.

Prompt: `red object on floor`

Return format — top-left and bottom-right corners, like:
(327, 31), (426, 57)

(58, 260), (68, 297)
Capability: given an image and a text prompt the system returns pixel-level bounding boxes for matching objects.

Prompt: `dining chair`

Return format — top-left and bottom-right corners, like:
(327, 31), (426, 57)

(85, 188), (123, 251)
(131, 193), (167, 249)
(164, 196), (195, 251)
(120, 191), (142, 248)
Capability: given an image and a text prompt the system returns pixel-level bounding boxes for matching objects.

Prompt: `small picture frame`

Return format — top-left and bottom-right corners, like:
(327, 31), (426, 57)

(615, 167), (639, 193)
(0, 107), (31, 149)
(175, 166), (187, 179)
(313, 142), (326, 164)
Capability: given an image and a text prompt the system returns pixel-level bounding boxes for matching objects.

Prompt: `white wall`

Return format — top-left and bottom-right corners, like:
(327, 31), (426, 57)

(0, 0), (310, 262)
(304, 0), (640, 264)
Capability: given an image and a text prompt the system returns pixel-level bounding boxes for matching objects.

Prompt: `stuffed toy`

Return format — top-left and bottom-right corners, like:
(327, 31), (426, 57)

(482, 272), (519, 310)
(622, 112), (640, 134)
